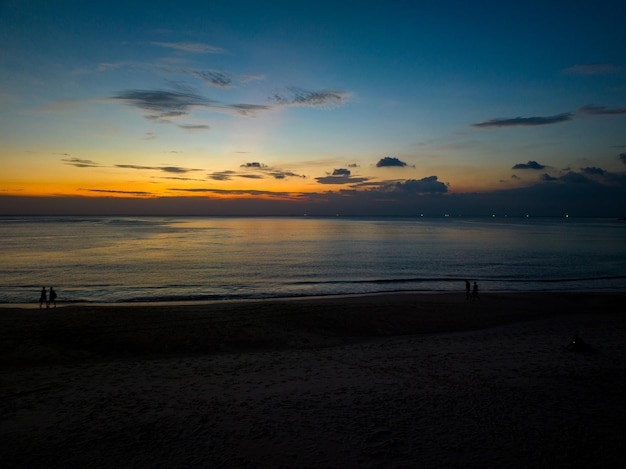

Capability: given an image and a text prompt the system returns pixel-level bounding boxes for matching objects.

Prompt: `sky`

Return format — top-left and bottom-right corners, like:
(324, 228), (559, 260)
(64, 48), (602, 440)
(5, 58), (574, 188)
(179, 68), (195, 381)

(1, 0), (626, 216)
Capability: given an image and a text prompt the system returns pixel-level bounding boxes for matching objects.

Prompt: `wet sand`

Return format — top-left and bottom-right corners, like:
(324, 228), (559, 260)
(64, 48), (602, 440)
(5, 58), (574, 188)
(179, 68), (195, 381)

(2, 292), (626, 467)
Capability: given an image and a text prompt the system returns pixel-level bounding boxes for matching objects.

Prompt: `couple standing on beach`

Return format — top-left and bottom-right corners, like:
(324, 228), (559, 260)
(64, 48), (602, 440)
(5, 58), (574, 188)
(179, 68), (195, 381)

(465, 280), (479, 301)
(39, 287), (57, 308)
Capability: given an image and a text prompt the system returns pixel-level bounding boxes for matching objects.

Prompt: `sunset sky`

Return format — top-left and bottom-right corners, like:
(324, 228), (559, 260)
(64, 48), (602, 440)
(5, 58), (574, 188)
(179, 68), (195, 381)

(1, 0), (626, 216)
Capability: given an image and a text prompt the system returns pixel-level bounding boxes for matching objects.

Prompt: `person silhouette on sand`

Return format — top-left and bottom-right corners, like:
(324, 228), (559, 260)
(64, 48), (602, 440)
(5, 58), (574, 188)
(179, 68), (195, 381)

(472, 282), (480, 301)
(48, 287), (57, 308)
(39, 287), (47, 309)
(465, 280), (471, 300)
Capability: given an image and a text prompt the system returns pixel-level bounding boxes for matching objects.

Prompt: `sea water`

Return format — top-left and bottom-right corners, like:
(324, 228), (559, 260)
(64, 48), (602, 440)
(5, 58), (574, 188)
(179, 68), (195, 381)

(1, 216), (625, 304)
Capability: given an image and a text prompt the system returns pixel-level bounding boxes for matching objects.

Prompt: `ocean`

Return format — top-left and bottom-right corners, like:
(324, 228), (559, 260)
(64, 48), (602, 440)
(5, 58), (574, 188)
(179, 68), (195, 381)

(1, 216), (625, 304)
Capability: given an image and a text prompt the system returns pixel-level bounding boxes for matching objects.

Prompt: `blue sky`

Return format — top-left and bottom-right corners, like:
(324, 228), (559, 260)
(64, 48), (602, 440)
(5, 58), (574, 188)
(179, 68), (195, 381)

(1, 0), (626, 216)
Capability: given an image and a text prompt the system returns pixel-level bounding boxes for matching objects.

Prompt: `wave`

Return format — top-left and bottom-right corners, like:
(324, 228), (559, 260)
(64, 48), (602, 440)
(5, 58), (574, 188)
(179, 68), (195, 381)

(287, 274), (626, 286)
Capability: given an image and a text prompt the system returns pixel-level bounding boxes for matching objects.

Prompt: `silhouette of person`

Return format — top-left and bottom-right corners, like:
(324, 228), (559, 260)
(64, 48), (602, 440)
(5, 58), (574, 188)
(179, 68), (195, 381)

(472, 282), (480, 301)
(465, 280), (471, 300)
(48, 287), (57, 308)
(39, 287), (47, 309)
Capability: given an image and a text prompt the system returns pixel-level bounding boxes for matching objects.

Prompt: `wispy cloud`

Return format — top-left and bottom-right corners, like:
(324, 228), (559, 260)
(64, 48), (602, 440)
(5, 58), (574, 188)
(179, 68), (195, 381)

(562, 63), (622, 75)
(62, 158), (101, 168)
(177, 124), (210, 131)
(208, 170), (236, 181)
(151, 42), (226, 54)
(156, 176), (206, 182)
(115, 164), (202, 174)
(110, 89), (215, 121)
(168, 188), (293, 198)
(228, 104), (273, 116)
(109, 89), (272, 123)
(81, 189), (153, 196)
(208, 163), (306, 181)
(269, 87), (349, 108)
(192, 70), (233, 88)
(579, 104), (626, 115)
(472, 113), (573, 128)
(619, 153), (626, 165)
(269, 170), (306, 180)
(512, 161), (548, 170)
(315, 168), (369, 185)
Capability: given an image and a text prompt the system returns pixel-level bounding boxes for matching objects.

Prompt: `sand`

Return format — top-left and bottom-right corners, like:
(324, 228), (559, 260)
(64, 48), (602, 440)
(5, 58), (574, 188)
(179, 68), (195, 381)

(1, 292), (626, 468)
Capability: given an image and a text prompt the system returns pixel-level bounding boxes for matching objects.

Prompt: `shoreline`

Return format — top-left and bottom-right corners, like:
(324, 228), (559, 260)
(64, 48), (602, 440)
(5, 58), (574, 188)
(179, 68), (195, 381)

(2, 288), (626, 310)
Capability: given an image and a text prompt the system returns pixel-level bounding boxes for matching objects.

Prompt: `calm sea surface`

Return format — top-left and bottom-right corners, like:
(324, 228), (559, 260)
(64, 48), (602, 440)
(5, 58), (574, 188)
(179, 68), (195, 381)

(1, 216), (625, 304)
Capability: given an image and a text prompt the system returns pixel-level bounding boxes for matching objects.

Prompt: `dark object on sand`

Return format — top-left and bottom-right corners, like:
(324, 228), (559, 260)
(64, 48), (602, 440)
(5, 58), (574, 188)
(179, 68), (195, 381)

(566, 334), (592, 352)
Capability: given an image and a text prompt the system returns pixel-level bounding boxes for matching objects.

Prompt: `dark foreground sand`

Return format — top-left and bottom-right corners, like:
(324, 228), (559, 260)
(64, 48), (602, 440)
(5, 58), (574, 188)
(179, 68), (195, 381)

(1, 292), (626, 468)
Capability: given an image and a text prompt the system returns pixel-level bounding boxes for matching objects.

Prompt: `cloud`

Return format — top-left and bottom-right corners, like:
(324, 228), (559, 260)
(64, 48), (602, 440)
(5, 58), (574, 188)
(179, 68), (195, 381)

(315, 175), (369, 185)
(227, 104), (273, 116)
(383, 176), (448, 194)
(620, 153), (626, 164)
(81, 189), (153, 196)
(115, 164), (201, 174)
(315, 167), (369, 185)
(559, 171), (593, 184)
(209, 164), (305, 181)
(512, 161), (547, 170)
(579, 104), (626, 115)
(187, 69), (265, 88)
(241, 162), (266, 169)
(151, 42), (225, 54)
(376, 157), (407, 168)
(269, 87), (349, 107)
(157, 176), (206, 182)
(193, 70), (233, 88)
(581, 166), (606, 176)
(177, 124), (210, 131)
(472, 112), (573, 128)
(111, 89), (215, 121)
(562, 63), (621, 75)
(62, 158), (101, 168)
(540, 173), (557, 182)
(268, 170), (306, 180)
(168, 188), (293, 198)
(110, 89), (272, 122)
(240, 163), (305, 179)
(208, 170), (236, 181)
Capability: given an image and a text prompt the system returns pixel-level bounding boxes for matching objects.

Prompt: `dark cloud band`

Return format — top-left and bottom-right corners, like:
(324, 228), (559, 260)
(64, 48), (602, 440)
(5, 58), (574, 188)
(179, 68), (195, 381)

(472, 112), (573, 128)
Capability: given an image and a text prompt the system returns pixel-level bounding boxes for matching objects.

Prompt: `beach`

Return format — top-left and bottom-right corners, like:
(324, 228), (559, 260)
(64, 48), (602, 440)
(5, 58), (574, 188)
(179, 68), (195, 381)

(2, 292), (626, 467)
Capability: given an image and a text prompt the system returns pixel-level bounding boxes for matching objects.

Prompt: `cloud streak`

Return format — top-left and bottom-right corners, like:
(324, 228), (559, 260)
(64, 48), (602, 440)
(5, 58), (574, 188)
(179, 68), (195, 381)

(81, 189), (153, 196)
(109, 89), (272, 123)
(192, 70), (233, 88)
(269, 87), (349, 108)
(579, 104), (626, 116)
(110, 89), (215, 121)
(151, 42), (225, 54)
(115, 164), (202, 174)
(472, 113), (574, 128)
(62, 158), (101, 168)
(562, 63), (621, 75)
